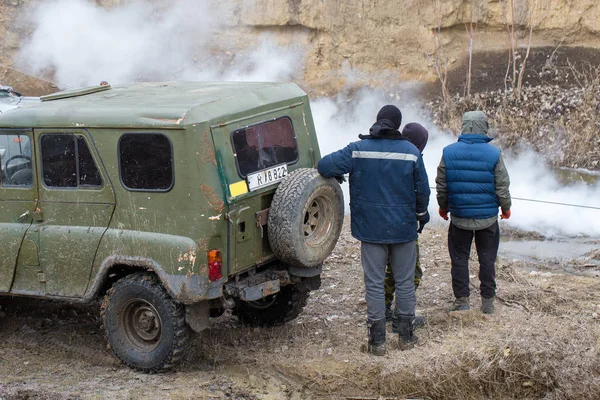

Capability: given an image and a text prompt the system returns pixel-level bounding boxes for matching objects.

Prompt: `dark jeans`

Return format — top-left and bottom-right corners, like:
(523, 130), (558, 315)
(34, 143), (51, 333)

(449, 221), (499, 299)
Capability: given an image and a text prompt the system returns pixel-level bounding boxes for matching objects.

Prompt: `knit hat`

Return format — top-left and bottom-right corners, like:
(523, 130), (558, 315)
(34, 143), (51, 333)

(402, 123), (429, 153)
(376, 105), (402, 130)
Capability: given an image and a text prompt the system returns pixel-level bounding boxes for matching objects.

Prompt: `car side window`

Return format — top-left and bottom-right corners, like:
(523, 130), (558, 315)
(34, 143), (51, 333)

(77, 137), (103, 186)
(0, 133), (33, 187)
(41, 134), (103, 188)
(231, 117), (298, 178)
(119, 133), (173, 191)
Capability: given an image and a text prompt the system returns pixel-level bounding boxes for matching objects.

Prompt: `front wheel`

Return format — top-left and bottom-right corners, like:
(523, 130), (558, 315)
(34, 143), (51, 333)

(101, 273), (190, 372)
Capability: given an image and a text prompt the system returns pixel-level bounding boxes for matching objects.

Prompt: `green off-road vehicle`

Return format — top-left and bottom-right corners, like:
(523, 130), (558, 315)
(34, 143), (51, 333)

(0, 82), (344, 372)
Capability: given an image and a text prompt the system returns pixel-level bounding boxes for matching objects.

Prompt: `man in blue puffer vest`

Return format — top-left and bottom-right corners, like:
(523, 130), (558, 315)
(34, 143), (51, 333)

(317, 105), (430, 355)
(435, 111), (512, 314)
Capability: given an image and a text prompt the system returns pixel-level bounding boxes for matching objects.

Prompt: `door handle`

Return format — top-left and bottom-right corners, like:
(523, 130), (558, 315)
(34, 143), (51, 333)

(32, 208), (44, 222)
(18, 210), (30, 221)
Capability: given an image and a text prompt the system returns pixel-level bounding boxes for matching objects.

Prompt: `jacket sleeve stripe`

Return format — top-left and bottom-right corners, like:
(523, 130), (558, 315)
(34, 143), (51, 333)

(352, 151), (418, 162)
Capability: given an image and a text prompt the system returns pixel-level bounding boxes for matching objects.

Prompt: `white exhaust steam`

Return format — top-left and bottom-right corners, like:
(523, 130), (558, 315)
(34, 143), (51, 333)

(312, 89), (600, 238)
(17, 0), (301, 87)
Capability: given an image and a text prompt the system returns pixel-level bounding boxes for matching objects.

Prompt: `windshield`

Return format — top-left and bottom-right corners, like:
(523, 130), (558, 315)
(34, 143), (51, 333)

(0, 133), (33, 187)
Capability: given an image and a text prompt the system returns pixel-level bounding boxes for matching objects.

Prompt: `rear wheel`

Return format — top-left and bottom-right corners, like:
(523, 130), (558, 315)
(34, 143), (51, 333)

(233, 284), (309, 327)
(101, 273), (190, 372)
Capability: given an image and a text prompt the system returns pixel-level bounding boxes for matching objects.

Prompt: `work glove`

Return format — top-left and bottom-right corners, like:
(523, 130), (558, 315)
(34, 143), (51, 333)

(438, 208), (449, 221)
(417, 211), (430, 234)
(501, 209), (511, 220)
(333, 175), (347, 184)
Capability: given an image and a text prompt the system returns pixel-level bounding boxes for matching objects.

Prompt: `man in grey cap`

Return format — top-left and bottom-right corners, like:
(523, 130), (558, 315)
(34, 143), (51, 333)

(435, 111), (511, 314)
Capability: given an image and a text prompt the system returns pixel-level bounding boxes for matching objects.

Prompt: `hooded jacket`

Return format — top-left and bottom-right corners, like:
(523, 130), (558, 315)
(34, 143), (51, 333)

(436, 111), (511, 227)
(318, 123), (430, 244)
(401, 123), (428, 153)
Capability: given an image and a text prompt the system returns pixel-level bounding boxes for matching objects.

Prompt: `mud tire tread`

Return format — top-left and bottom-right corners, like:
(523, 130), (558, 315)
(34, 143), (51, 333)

(101, 273), (190, 373)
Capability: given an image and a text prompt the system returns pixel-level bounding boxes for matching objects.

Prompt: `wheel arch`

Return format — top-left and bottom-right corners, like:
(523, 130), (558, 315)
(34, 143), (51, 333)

(85, 256), (170, 301)
(85, 255), (221, 304)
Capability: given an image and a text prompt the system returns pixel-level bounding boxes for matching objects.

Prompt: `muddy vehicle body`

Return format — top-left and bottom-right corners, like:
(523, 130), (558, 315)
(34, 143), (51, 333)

(0, 82), (344, 372)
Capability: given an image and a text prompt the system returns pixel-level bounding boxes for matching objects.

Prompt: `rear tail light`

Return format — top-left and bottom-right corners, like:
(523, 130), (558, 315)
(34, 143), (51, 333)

(208, 249), (222, 281)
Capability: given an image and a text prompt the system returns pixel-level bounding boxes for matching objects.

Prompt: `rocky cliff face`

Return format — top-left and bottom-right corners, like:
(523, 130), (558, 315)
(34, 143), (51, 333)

(227, 0), (600, 94)
(1, 0), (599, 95)
(0, 1), (32, 92)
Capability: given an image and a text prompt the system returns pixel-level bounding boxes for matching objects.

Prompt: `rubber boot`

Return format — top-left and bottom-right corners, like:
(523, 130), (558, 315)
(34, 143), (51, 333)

(366, 318), (386, 356)
(385, 304), (393, 322)
(414, 315), (426, 328)
(398, 314), (418, 350)
(481, 296), (495, 314)
(392, 310), (400, 333)
(392, 311), (426, 333)
(451, 296), (470, 311)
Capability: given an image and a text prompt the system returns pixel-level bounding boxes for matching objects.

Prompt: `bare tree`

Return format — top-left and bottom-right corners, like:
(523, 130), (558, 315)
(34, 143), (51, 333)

(464, 0), (484, 97)
(500, 0), (520, 94)
(424, 16), (450, 103)
(501, 0), (553, 98)
(518, 0), (554, 94)
(510, 0), (519, 92)
(516, 0), (536, 94)
(422, 0), (450, 104)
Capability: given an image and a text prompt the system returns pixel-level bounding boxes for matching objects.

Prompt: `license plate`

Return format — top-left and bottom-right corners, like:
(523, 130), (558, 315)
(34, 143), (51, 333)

(247, 164), (288, 191)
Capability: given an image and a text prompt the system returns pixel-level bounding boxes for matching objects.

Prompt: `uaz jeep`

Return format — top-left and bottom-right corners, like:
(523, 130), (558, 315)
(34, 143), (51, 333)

(0, 82), (344, 371)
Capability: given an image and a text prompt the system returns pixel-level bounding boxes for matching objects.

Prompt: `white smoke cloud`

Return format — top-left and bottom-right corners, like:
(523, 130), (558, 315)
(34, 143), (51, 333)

(14, 0), (600, 238)
(222, 35), (302, 82)
(17, 0), (301, 87)
(312, 87), (600, 237)
(501, 150), (600, 237)
(312, 84), (453, 220)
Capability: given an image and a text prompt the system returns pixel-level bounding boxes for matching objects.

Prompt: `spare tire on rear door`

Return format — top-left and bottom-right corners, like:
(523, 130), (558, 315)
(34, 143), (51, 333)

(268, 168), (344, 268)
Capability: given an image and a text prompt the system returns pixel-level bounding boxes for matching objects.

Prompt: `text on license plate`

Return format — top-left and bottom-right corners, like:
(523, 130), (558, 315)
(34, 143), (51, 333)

(247, 164), (288, 191)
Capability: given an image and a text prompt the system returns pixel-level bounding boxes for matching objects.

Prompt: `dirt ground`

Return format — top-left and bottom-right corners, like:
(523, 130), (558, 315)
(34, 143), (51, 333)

(1, 219), (600, 400)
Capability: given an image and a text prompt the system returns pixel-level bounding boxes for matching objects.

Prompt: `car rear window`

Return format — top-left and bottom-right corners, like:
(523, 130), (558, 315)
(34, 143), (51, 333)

(231, 117), (298, 177)
(119, 133), (173, 191)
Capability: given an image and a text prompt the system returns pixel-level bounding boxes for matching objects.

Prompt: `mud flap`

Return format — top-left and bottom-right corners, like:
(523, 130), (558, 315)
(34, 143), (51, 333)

(296, 275), (321, 292)
(288, 264), (322, 277)
(185, 302), (210, 333)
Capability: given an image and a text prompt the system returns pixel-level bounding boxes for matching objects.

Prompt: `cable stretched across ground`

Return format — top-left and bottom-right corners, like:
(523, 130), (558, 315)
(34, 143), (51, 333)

(429, 187), (600, 211)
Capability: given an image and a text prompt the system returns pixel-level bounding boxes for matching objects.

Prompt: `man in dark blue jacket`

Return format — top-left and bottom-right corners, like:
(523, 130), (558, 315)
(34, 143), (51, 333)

(317, 105), (430, 355)
(435, 111), (512, 314)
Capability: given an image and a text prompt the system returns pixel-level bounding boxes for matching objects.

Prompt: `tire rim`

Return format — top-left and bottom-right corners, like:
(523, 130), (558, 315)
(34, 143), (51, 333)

(121, 299), (162, 352)
(303, 194), (334, 247)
